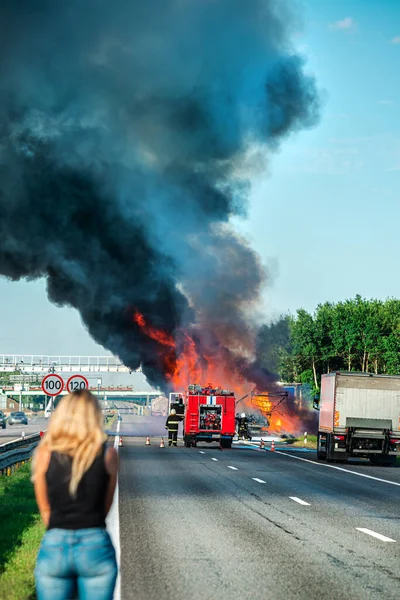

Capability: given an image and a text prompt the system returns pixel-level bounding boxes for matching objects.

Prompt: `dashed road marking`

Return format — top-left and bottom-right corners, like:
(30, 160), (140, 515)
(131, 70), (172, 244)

(274, 450), (400, 488)
(356, 528), (396, 543)
(211, 457), (219, 461)
(227, 466), (238, 470)
(252, 478), (266, 484)
(199, 451), (205, 454)
(289, 496), (310, 506)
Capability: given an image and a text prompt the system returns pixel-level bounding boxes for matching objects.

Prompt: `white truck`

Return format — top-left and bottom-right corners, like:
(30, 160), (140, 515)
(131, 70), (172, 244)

(317, 372), (400, 465)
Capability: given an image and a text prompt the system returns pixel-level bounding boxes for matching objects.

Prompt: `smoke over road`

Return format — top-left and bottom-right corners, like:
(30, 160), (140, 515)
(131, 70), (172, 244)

(0, 0), (319, 389)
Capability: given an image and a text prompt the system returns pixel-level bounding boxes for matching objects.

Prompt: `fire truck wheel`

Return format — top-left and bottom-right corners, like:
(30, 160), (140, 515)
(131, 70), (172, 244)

(184, 438), (191, 448)
(220, 439), (232, 449)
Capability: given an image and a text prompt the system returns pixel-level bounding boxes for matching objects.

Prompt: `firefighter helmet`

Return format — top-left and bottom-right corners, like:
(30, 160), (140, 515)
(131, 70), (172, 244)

(170, 409), (176, 415)
(241, 412), (246, 418)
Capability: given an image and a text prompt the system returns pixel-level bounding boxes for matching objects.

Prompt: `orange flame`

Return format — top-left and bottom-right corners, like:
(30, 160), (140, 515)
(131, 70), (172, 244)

(133, 310), (249, 395)
(132, 310), (312, 435)
(133, 311), (175, 348)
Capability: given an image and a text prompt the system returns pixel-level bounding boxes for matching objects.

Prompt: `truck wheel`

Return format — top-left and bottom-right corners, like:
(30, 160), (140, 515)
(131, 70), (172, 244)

(326, 434), (334, 462)
(370, 456), (396, 467)
(220, 439), (232, 449)
(317, 433), (327, 461)
(184, 437), (191, 448)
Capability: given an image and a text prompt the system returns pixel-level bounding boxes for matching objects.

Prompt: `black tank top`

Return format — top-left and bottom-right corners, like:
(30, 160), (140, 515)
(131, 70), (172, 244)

(46, 444), (110, 530)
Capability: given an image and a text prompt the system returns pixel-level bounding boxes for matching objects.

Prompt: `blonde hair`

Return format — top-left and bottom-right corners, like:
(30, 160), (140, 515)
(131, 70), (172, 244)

(33, 390), (107, 497)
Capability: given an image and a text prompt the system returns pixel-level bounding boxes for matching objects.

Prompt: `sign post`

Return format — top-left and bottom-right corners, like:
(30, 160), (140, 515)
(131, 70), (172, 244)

(41, 374), (64, 417)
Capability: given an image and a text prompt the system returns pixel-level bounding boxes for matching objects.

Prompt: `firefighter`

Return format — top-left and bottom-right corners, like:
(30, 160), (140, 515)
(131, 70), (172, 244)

(237, 412), (251, 440)
(165, 408), (182, 446)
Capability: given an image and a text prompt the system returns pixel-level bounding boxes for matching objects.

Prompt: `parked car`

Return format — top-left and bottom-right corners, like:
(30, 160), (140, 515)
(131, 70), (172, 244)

(8, 411), (28, 426)
(0, 411), (6, 429)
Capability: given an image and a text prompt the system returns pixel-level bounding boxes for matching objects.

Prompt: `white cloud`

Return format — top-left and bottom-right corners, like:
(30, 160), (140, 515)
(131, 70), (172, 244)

(329, 17), (356, 32)
(391, 36), (400, 44)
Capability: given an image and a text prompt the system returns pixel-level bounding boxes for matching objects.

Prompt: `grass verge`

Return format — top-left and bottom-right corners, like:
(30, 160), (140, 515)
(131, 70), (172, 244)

(0, 464), (44, 600)
(287, 434), (317, 449)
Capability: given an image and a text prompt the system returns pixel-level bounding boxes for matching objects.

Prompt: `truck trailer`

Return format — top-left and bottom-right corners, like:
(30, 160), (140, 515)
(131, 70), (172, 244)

(169, 384), (236, 448)
(317, 372), (400, 465)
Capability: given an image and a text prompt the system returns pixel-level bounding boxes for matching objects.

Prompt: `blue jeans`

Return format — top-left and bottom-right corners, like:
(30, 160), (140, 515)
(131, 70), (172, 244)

(35, 528), (117, 600)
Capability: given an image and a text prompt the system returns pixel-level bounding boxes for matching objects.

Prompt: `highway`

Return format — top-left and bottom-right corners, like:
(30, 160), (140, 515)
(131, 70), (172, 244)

(112, 414), (400, 600)
(0, 416), (47, 444)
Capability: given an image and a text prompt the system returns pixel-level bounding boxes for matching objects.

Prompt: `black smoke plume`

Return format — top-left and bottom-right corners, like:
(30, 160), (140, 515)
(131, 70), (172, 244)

(0, 0), (319, 389)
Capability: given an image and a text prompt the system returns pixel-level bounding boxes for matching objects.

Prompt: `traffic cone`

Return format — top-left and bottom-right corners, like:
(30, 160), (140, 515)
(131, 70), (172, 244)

(270, 440), (275, 452)
(160, 438), (165, 448)
(146, 436), (151, 445)
(259, 438), (265, 449)
(118, 436), (123, 447)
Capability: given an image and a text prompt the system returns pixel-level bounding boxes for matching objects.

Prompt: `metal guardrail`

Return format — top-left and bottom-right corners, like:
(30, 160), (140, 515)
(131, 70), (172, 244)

(0, 432), (41, 454)
(0, 441), (40, 476)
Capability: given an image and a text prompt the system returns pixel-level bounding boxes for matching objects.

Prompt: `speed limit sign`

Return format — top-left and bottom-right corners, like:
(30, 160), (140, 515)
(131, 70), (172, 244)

(41, 374), (64, 397)
(66, 374), (89, 393)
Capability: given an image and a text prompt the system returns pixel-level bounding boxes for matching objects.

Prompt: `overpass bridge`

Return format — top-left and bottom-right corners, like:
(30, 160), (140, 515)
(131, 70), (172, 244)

(1, 386), (160, 399)
(0, 386), (161, 413)
(0, 354), (141, 374)
(0, 354), (162, 412)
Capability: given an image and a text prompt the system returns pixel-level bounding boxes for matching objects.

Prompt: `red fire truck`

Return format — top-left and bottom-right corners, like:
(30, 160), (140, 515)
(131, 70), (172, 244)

(169, 384), (236, 448)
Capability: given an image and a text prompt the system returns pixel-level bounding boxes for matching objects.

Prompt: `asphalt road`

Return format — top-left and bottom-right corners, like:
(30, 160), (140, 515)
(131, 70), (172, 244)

(116, 415), (400, 600)
(109, 414), (170, 438)
(0, 416), (47, 444)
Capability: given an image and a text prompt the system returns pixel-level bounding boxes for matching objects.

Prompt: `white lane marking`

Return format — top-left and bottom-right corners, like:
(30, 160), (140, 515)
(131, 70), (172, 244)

(227, 466), (238, 470)
(289, 496), (310, 506)
(211, 457), (219, 461)
(106, 420), (121, 600)
(252, 478), (266, 484)
(275, 450), (400, 488)
(199, 451), (205, 454)
(356, 528), (396, 543)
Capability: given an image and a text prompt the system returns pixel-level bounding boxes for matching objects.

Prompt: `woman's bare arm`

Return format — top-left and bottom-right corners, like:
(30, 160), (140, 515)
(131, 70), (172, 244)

(33, 446), (51, 527)
(104, 446), (119, 516)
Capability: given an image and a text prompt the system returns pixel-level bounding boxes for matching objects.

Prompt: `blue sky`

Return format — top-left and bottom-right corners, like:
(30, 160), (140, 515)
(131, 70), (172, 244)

(1, 0), (399, 354)
(247, 0), (400, 319)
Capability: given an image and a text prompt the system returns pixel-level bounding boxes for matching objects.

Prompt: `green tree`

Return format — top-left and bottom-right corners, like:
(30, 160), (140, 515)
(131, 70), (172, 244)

(259, 295), (400, 387)
(331, 300), (359, 371)
(314, 302), (335, 375)
(291, 309), (320, 391)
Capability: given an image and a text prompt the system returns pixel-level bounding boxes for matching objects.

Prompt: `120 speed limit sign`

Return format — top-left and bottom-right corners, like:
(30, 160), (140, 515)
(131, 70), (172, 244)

(41, 374), (64, 397)
(66, 374), (89, 393)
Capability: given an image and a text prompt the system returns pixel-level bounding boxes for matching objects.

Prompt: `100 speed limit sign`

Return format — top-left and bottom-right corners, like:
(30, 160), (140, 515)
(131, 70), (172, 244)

(41, 374), (64, 396)
(66, 374), (89, 393)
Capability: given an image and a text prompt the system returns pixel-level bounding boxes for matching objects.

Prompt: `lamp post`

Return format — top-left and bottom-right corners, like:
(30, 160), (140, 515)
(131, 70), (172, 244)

(97, 378), (102, 400)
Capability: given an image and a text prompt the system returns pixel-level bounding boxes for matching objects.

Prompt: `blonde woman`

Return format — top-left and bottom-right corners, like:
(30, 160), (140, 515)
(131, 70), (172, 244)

(32, 390), (118, 600)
